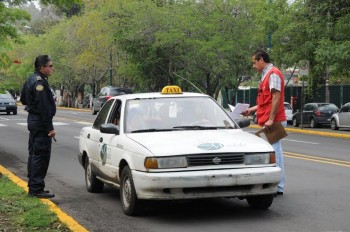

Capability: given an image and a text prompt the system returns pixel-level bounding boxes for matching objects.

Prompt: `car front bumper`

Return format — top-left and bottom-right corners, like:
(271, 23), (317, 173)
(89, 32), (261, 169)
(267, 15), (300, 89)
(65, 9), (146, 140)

(132, 167), (281, 200)
(0, 105), (17, 112)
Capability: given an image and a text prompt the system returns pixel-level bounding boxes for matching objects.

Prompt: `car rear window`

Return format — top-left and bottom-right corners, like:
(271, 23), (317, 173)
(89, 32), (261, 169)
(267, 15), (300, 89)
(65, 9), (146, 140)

(319, 104), (338, 111)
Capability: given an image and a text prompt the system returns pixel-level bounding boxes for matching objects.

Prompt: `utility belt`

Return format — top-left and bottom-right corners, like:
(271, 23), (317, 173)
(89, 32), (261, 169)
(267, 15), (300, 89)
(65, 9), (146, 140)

(25, 106), (40, 115)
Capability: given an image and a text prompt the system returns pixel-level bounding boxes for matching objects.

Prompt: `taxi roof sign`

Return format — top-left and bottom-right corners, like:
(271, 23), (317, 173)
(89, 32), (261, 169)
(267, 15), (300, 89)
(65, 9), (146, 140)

(161, 85), (183, 94)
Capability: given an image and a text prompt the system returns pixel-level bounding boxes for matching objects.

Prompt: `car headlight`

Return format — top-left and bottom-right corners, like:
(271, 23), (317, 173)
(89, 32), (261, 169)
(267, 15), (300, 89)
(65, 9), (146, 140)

(9, 102), (16, 106)
(145, 156), (188, 169)
(245, 152), (275, 165)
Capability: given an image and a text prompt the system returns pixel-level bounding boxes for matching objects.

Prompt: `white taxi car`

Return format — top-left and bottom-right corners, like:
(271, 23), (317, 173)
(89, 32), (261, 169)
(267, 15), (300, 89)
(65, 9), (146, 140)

(78, 86), (281, 216)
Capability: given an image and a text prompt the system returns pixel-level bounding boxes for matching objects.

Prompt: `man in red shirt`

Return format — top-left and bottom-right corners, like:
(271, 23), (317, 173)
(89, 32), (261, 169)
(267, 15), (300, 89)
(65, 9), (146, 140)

(243, 50), (286, 196)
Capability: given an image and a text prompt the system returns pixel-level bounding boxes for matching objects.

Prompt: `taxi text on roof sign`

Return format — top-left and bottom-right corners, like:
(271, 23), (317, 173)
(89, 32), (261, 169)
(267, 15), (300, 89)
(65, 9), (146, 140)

(161, 85), (183, 94)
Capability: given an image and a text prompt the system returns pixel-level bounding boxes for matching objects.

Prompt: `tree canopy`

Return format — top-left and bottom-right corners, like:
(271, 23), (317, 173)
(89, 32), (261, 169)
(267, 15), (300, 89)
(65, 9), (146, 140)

(1, 0), (350, 104)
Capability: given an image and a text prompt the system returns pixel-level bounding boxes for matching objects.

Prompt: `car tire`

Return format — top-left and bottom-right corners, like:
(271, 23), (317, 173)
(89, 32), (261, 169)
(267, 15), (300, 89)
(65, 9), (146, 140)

(92, 105), (97, 115)
(13, 111), (17, 115)
(253, 114), (258, 124)
(310, 118), (318, 128)
(120, 166), (143, 216)
(331, 119), (339, 130)
(246, 194), (274, 210)
(85, 157), (104, 193)
(292, 117), (299, 127)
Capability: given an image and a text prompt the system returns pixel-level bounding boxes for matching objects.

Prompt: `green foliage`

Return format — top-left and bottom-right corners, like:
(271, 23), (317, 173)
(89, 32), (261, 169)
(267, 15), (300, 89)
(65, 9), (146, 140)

(2, 0), (350, 101)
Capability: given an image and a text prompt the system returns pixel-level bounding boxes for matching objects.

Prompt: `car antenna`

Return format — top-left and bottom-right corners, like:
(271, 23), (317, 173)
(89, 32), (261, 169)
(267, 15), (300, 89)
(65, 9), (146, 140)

(172, 72), (204, 94)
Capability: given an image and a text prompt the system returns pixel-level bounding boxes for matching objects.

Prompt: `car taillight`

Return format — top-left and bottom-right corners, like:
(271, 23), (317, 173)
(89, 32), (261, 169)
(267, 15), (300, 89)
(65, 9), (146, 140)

(315, 110), (321, 116)
(105, 95), (112, 100)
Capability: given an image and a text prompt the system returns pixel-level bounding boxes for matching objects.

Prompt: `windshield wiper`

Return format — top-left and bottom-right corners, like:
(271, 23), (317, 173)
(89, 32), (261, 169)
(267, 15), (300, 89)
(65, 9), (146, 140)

(130, 128), (173, 133)
(172, 126), (219, 130)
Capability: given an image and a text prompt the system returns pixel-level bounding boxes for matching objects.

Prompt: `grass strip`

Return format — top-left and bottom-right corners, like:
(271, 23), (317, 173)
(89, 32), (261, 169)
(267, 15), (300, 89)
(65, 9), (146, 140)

(0, 173), (70, 231)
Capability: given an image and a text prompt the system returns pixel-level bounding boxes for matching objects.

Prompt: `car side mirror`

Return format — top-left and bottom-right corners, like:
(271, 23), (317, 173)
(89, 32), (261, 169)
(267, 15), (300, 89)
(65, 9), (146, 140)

(100, 123), (120, 135)
(235, 118), (251, 128)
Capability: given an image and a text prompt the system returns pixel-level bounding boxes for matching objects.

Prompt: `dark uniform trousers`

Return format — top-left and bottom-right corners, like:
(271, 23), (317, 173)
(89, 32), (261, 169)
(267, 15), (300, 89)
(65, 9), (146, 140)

(27, 114), (52, 193)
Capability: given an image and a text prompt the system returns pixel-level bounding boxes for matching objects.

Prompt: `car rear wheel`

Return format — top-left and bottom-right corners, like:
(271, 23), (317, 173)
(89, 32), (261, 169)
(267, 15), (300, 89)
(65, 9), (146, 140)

(246, 194), (274, 209)
(310, 118), (318, 128)
(85, 157), (104, 193)
(120, 166), (143, 216)
(331, 119), (339, 130)
(292, 117), (299, 127)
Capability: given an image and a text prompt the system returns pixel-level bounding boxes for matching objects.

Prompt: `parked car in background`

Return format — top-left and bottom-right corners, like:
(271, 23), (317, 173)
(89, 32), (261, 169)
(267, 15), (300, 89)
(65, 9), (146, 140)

(253, 102), (293, 125)
(292, 102), (339, 128)
(330, 102), (350, 130)
(0, 91), (17, 115)
(82, 94), (92, 108)
(91, 86), (132, 115)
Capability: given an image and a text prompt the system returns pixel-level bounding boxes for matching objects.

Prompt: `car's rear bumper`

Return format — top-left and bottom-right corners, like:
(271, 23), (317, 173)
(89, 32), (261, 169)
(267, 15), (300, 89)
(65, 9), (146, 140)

(132, 167), (281, 200)
(315, 117), (332, 124)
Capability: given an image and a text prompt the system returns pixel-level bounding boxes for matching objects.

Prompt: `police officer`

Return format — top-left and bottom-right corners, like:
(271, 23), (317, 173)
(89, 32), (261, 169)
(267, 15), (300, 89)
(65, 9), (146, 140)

(20, 55), (56, 198)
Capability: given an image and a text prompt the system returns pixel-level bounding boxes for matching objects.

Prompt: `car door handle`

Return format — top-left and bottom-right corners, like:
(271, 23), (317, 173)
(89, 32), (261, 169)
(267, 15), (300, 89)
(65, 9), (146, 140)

(99, 137), (103, 143)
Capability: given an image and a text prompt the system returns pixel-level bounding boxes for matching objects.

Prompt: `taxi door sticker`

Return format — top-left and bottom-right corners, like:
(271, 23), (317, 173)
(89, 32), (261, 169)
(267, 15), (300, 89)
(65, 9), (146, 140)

(100, 144), (107, 166)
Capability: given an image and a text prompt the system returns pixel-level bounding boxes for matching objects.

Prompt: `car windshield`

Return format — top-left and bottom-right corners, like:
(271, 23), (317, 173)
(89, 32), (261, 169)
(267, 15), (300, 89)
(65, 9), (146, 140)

(0, 93), (13, 100)
(284, 103), (292, 110)
(110, 88), (132, 95)
(125, 96), (236, 133)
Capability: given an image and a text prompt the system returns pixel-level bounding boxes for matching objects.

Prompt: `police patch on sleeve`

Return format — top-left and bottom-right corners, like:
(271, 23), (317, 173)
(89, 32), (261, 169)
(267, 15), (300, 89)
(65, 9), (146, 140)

(36, 85), (44, 91)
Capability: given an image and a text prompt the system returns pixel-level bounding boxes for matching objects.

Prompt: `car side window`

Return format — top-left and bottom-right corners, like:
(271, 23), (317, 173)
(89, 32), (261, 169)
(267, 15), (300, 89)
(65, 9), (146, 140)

(108, 100), (122, 126)
(93, 99), (114, 129)
(341, 105), (350, 113)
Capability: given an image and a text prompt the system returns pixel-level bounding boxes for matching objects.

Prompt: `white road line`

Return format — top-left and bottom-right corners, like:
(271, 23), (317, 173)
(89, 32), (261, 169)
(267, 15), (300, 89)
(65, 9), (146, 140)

(282, 139), (319, 145)
(74, 136), (79, 139)
(0, 123), (6, 127)
(17, 122), (70, 126)
(0, 117), (10, 121)
(77, 121), (92, 125)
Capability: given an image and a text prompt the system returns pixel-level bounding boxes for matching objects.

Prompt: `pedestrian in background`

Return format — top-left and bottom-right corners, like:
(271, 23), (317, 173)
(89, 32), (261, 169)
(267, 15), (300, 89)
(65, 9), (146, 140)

(243, 50), (287, 196)
(20, 55), (56, 198)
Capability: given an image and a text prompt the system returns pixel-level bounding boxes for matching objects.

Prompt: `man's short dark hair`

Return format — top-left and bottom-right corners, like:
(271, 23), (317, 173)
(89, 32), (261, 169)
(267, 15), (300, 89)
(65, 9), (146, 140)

(253, 50), (270, 63)
(34, 55), (52, 71)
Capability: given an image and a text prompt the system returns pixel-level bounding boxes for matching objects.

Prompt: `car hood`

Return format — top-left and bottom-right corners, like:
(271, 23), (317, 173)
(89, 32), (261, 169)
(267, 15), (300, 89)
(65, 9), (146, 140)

(126, 129), (273, 156)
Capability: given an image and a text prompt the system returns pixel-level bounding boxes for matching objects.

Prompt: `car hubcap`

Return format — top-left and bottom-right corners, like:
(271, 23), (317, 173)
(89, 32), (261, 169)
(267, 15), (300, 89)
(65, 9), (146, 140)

(86, 162), (91, 187)
(123, 177), (131, 208)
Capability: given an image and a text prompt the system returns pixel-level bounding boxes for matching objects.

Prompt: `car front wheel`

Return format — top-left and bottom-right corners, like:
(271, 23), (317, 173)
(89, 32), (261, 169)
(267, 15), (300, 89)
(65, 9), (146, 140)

(246, 194), (274, 209)
(331, 119), (339, 130)
(85, 157), (104, 193)
(120, 166), (143, 216)
(292, 117), (299, 127)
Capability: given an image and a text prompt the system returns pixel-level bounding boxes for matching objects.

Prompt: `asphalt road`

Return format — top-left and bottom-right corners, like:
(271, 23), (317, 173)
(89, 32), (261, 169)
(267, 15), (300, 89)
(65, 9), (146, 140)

(0, 106), (349, 232)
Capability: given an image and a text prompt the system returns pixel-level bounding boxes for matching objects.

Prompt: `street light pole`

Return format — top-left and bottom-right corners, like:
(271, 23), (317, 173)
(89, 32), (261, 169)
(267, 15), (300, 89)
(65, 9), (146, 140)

(109, 49), (113, 86)
(267, 0), (272, 50)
